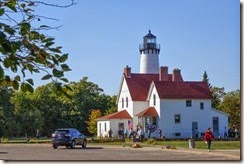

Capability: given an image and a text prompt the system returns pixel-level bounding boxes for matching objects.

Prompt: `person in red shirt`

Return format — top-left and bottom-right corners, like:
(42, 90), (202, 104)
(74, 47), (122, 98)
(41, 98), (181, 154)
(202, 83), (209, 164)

(204, 127), (215, 152)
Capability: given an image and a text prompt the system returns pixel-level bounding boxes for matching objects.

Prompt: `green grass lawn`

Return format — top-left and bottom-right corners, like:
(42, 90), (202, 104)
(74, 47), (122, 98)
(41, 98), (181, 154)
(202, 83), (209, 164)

(151, 140), (240, 150)
(88, 138), (240, 150)
(1, 137), (240, 150)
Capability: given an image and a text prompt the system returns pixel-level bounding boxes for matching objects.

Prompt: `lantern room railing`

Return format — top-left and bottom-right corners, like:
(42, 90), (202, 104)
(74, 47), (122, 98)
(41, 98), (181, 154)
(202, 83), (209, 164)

(139, 43), (160, 51)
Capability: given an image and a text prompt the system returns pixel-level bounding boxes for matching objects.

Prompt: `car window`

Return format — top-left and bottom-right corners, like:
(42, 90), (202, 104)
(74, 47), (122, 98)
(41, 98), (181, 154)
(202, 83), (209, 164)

(72, 129), (78, 136)
(55, 130), (68, 134)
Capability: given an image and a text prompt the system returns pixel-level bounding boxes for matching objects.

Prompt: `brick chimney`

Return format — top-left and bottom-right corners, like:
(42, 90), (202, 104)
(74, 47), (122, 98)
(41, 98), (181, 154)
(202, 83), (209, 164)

(172, 68), (183, 82)
(159, 66), (168, 81)
(124, 65), (131, 77)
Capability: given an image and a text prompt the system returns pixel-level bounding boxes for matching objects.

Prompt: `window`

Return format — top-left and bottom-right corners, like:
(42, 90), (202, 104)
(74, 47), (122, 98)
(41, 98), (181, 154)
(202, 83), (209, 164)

(147, 38), (156, 43)
(126, 97), (128, 108)
(175, 133), (181, 137)
(186, 100), (192, 107)
(122, 98), (124, 108)
(138, 117), (142, 126)
(175, 114), (181, 123)
(145, 116), (157, 126)
(146, 117), (150, 125)
(153, 94), (156, 106)
(104, 123), (107, 132)
(200, 102), (204, 110)
(152, 116), (157, 125)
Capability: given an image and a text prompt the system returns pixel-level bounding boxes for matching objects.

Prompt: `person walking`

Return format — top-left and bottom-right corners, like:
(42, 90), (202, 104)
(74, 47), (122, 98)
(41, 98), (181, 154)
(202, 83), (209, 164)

(36, 130), (40, 140)
(204, 127), (214, 152)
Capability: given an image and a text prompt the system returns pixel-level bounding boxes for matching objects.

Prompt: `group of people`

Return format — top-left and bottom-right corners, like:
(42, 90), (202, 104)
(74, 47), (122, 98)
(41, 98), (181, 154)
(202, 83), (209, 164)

(110, 126), (163, 142)
(108, 126), (233, 152)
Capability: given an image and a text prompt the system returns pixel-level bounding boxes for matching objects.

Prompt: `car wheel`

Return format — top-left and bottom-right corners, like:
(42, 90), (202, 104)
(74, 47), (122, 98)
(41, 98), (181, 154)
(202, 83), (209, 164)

(70, 140), (76, 149)
(53, 144), (58, 149)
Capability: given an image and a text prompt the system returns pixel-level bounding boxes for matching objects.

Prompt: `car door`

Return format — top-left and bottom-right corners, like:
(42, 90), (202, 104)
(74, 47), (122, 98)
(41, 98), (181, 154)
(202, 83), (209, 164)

(75, 129), (83, 145)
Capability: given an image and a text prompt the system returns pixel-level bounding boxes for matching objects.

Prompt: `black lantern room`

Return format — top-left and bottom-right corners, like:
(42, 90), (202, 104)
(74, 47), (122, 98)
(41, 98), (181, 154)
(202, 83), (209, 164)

(139, 30), (160, 54)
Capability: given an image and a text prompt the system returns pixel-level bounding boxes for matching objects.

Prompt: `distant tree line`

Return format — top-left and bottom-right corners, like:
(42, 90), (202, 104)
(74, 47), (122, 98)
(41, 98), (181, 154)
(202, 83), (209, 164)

(0, 77), (117, 138)
(202, 71), (240, 132)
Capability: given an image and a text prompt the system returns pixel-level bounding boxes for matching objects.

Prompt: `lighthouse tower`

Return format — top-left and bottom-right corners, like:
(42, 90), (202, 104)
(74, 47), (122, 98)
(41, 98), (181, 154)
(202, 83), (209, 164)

(139, 30), (160, 74)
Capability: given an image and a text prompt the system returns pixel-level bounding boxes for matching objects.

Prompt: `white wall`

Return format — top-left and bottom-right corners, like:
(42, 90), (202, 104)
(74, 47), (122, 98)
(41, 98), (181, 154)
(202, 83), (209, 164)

(97, 121), (110, 137)
(157, 99), (228, 138)
(140, 51), (159, 74)
(148, 85), (161, 116)
(117, 78), (133, 115)
(117, 77), (149, 130)
(97, 119), (132, 138)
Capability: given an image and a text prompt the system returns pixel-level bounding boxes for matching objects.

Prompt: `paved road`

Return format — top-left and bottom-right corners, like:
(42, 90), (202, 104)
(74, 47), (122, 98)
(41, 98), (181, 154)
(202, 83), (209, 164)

(0, 143), (241, 161)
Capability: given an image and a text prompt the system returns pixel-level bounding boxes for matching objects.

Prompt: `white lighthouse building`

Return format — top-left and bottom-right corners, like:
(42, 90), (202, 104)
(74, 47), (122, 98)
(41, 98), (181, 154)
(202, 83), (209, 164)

(96, 30), (228, 139)
(139, 30), (160, 74)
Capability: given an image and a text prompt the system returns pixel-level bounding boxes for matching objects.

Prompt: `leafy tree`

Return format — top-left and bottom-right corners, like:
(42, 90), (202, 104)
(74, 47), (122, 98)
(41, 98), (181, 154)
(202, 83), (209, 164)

(0, 77), (117, 137)
(11, 91), (44, 137)
(0, 0), (74, 94)
(33, 83), (68, 136)
(86, 109), (102, 136)
(218, 90), (240, 130)
(211, 86), (226, 109)
(63, 77), (107, 134)
(0, 86), (14, 137)
(104, 95), (117, 115)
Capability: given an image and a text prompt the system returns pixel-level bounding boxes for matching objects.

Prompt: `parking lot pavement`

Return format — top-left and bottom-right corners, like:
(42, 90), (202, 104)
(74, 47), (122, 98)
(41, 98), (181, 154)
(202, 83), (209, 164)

(0, 143), (241, 161)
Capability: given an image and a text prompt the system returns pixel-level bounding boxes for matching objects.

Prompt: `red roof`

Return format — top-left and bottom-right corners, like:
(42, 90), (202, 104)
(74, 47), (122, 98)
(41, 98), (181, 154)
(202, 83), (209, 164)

(125, 73), (159, 101)
(154, 81), (212, 99)
(135, 107), (159, 117)
(96, 110), (132, 120)
(125, 73), (212, 100)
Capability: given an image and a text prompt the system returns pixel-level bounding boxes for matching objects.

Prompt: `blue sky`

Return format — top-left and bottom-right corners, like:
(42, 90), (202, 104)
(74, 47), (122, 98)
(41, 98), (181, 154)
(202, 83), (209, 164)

(32, 0), (240, 96)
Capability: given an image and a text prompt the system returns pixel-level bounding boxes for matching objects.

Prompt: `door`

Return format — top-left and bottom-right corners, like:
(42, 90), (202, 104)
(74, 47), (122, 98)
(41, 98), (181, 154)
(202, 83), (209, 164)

(192, 122), (198, 138)
(118, 123), (124, 138)
(213, 117), (219, 137)
(118, 123), (124, 131)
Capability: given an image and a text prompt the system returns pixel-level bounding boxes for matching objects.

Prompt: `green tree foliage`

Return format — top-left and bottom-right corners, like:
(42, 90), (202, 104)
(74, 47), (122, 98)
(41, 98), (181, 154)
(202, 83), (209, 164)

(0, 0), (74, 94)
(218, 90), (240, 130)
(11, 91), (45, 137)
(211, 86), (226, 109)
(0, 77), (116, 137)
(63, 77), (110, 133)
(86, 109), (102, 136)
(104, 95), (117, 115)
(0, 86), (14, 137)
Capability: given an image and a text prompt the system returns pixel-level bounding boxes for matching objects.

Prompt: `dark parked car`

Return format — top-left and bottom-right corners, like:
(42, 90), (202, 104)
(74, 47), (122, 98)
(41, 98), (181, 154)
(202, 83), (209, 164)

(51, 128), (87, 149)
